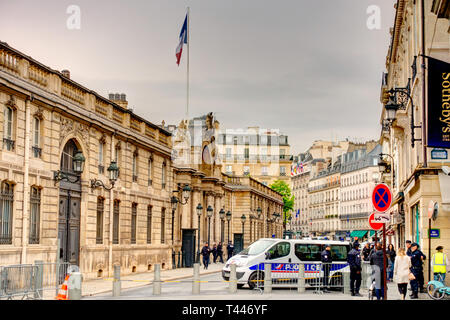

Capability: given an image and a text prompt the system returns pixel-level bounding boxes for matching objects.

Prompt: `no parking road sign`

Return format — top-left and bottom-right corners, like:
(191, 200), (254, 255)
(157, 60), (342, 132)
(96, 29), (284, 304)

(372, 184), (392, 212)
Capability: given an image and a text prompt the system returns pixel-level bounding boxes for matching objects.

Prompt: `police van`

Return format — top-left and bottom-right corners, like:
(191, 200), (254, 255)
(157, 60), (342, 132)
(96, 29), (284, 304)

(222, 238), (351, 289)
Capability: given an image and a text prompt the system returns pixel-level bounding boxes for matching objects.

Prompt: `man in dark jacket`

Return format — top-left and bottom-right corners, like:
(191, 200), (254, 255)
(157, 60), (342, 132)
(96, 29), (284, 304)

(347, 243), (362, 296)
(227, 241), (234, 260)
(321, 245), (333, 292)
(369, 243), (385, 300)
(409, 243), (426, 298)
(362, 243), (371, 261)
(212, 243), (218, 263)
(201, 242), (211, 270)
(406, 240), (412, 256)
(217, 242), (224, 263)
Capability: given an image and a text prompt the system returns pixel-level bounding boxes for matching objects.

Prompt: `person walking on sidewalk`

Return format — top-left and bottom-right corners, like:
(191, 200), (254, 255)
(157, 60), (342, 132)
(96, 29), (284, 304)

(217, 242), (224, 263)
(347, 242), (362, 296)
(387, 244), (396, 282)
(431, 246), (448, 284)
(393, 247), (411, 300)
(369, 242), (385, 300)
(212, 243), (218, 263)
(201, 242), (211, 270)
(409, 243), (426, 299)
(321, 245), (333, 292)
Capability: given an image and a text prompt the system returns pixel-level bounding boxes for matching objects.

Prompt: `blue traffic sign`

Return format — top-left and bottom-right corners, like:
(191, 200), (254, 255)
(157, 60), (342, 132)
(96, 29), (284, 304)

(372, 184), (392, 212)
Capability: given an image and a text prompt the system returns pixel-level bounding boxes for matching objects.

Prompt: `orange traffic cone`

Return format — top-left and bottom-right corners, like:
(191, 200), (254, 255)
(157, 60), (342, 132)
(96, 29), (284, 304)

(55, 275), (70, 300)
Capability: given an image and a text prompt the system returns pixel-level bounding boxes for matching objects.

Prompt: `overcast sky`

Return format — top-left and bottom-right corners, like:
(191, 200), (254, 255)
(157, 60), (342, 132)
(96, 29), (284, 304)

(0, 0), (396, 154)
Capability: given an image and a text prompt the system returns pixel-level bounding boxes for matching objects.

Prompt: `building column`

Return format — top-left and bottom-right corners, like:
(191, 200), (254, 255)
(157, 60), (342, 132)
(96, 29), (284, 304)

(21, 98), (32, 264)
(214, 194), (221, 244)
(190, 187), (201, 230)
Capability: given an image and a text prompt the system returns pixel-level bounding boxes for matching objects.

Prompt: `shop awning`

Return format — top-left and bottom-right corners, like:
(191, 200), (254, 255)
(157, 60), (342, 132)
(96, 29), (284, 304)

(439, 172), (450, 212)
(369, 230), (375, 237)
(350, 230), (368, 238)
(391, 192), (404, 207)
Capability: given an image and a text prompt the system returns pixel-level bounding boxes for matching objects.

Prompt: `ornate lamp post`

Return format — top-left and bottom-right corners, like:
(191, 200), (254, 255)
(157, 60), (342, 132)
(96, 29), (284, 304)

(241, 214), (246, 252)
(226, 210), (232, 243)
(207, 205), (214, 245)
(54, 150), (86, 184)
(196, 203), (203, 263)
(219, 208), (225, 243)
(90, 160), (119, 190)
(257, 207), (262, 240)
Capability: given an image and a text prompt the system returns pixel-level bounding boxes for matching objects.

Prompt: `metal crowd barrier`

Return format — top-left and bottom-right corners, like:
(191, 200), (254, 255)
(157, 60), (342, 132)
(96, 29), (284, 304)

(0, 261), (74, 300)
(0, 264), (38, 300)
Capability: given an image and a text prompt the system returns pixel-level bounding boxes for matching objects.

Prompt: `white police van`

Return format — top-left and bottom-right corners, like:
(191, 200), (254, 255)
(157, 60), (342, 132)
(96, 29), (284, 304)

(222, 238), (351, 289)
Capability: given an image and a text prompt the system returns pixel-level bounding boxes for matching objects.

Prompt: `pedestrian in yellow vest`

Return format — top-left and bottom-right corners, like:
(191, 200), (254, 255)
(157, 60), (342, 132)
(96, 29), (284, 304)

(431, 246), (449, 284)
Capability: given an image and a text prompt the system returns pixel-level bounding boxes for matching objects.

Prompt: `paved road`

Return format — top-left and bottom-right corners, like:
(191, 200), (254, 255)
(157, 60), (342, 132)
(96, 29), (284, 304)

(83, 272), (434, 300)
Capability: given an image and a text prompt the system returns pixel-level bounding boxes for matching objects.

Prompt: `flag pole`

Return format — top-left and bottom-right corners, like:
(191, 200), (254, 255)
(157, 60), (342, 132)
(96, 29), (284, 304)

(186, 6), (190, 119)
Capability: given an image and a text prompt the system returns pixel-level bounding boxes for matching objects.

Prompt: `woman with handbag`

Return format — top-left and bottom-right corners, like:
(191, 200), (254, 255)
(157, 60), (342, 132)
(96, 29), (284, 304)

(393, 248), (412, 300)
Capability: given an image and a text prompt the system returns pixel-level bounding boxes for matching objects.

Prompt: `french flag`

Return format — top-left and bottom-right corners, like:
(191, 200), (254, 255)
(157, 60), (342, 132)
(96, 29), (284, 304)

(176, 14), (188, 66)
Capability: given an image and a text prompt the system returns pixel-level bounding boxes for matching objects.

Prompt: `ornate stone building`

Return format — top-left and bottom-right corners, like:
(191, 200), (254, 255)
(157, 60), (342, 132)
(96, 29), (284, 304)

(378, 0), (449, 274)
(0, 42), (283, 278)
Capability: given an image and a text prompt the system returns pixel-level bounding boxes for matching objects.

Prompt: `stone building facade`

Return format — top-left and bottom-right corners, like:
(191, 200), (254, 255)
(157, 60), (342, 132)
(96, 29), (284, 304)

(0, 42), (284, 278)
(378, 0), (450, 279)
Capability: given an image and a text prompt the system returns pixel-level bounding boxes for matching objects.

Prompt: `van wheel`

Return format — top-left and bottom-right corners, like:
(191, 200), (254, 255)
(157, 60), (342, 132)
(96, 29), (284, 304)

(248, 272), (264, 290)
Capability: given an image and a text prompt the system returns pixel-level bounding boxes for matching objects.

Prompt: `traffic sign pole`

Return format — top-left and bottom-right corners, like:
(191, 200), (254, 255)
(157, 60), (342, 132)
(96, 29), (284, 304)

(383, 223), (387, 300)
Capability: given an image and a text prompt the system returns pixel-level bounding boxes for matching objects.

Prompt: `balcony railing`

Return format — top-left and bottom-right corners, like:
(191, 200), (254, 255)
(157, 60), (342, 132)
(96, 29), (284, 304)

(32, 145), (41, 158)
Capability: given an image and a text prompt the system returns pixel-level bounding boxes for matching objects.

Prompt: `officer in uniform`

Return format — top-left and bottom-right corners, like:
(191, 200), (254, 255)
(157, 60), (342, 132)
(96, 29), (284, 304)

(409, 243), (426, 299)
(321, 245), (333, 292)
(347, 243), (362, 296)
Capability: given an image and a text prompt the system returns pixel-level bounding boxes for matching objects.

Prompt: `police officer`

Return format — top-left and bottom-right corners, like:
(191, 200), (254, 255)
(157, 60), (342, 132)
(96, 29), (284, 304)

(321, 245), (333, 292)
(409, 243), (426, 299)
(406, 240), (412, 256)
(347, 242), (362, 296)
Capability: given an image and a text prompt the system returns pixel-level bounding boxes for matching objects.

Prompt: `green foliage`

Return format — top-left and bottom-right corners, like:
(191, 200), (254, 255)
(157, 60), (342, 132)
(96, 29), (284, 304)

(269, 180), (295, 220)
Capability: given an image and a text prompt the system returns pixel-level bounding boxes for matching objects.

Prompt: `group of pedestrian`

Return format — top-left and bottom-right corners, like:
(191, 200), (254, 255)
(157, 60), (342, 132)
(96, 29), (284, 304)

(200, 241), (235, 269)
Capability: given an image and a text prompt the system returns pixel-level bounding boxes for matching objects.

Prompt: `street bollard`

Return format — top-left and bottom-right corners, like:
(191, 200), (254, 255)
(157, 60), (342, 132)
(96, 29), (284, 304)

(153, 264), (161, 295)
(192, 263), (200, 294)
(297, 263), (305, 293)
(34, 260), (44, 300)
(229, 264), (237, 294)
(112, 265), (121, 297)
(68, 272), (82, 300)
(343, 270), (350, 294)
(264, 263), (272, 294)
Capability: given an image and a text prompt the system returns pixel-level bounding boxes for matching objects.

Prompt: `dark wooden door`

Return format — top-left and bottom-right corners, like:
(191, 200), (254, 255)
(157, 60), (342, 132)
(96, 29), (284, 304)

(58, 188), (81, 265)
(234, 234), (244, 254)
(182, 230), (196, 267)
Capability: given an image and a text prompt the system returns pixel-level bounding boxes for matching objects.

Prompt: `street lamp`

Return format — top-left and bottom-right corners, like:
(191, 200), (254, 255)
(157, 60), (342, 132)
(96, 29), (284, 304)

(384, 98), (399, 123)
(226, 210), (232, 243)
(172, 184), (191, 205)
(241, 214), (246, 249)
(207, 205), (214, 245)
(54, 150), (86, 184)
(196, 203), (203, 263)
(90, 160), (119, 190)
(219, 208), (225, 243)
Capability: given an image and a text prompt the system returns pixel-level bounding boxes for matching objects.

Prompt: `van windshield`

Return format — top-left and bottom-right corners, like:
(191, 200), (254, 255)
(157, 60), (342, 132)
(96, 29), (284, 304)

(240, 240), (276, 255)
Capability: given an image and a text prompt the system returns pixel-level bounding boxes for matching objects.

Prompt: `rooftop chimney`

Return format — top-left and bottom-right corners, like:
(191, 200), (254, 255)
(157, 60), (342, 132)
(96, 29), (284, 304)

(108, 92), (128, 109)
(61, 69), (70, 79)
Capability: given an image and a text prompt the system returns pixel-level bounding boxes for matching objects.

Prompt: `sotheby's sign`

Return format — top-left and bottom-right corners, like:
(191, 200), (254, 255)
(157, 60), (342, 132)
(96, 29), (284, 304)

(428, 57), (450, 148)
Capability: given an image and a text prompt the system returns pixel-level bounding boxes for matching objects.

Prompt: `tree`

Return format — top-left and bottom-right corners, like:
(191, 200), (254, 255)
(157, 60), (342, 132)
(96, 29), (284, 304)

(269, 180), (295, 224)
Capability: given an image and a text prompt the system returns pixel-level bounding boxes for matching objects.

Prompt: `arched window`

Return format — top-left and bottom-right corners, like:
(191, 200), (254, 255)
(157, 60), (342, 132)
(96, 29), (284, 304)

(132, 150), (138, 182)
(96, 197), (104, 244)
(131, 203), (137, 244)
(161, 207), (166, 244)
(0, 181), (14, 244)
(32, 117), (41, 158)
(161, 160), (166, 189)
(29, 186), (41, 244)
(3, 106), (14, 151)
(113, 200), (120, 244)
(148, 155), (153, 186)
(147, 205), (152, 244)
(60, 139), (79, 173)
